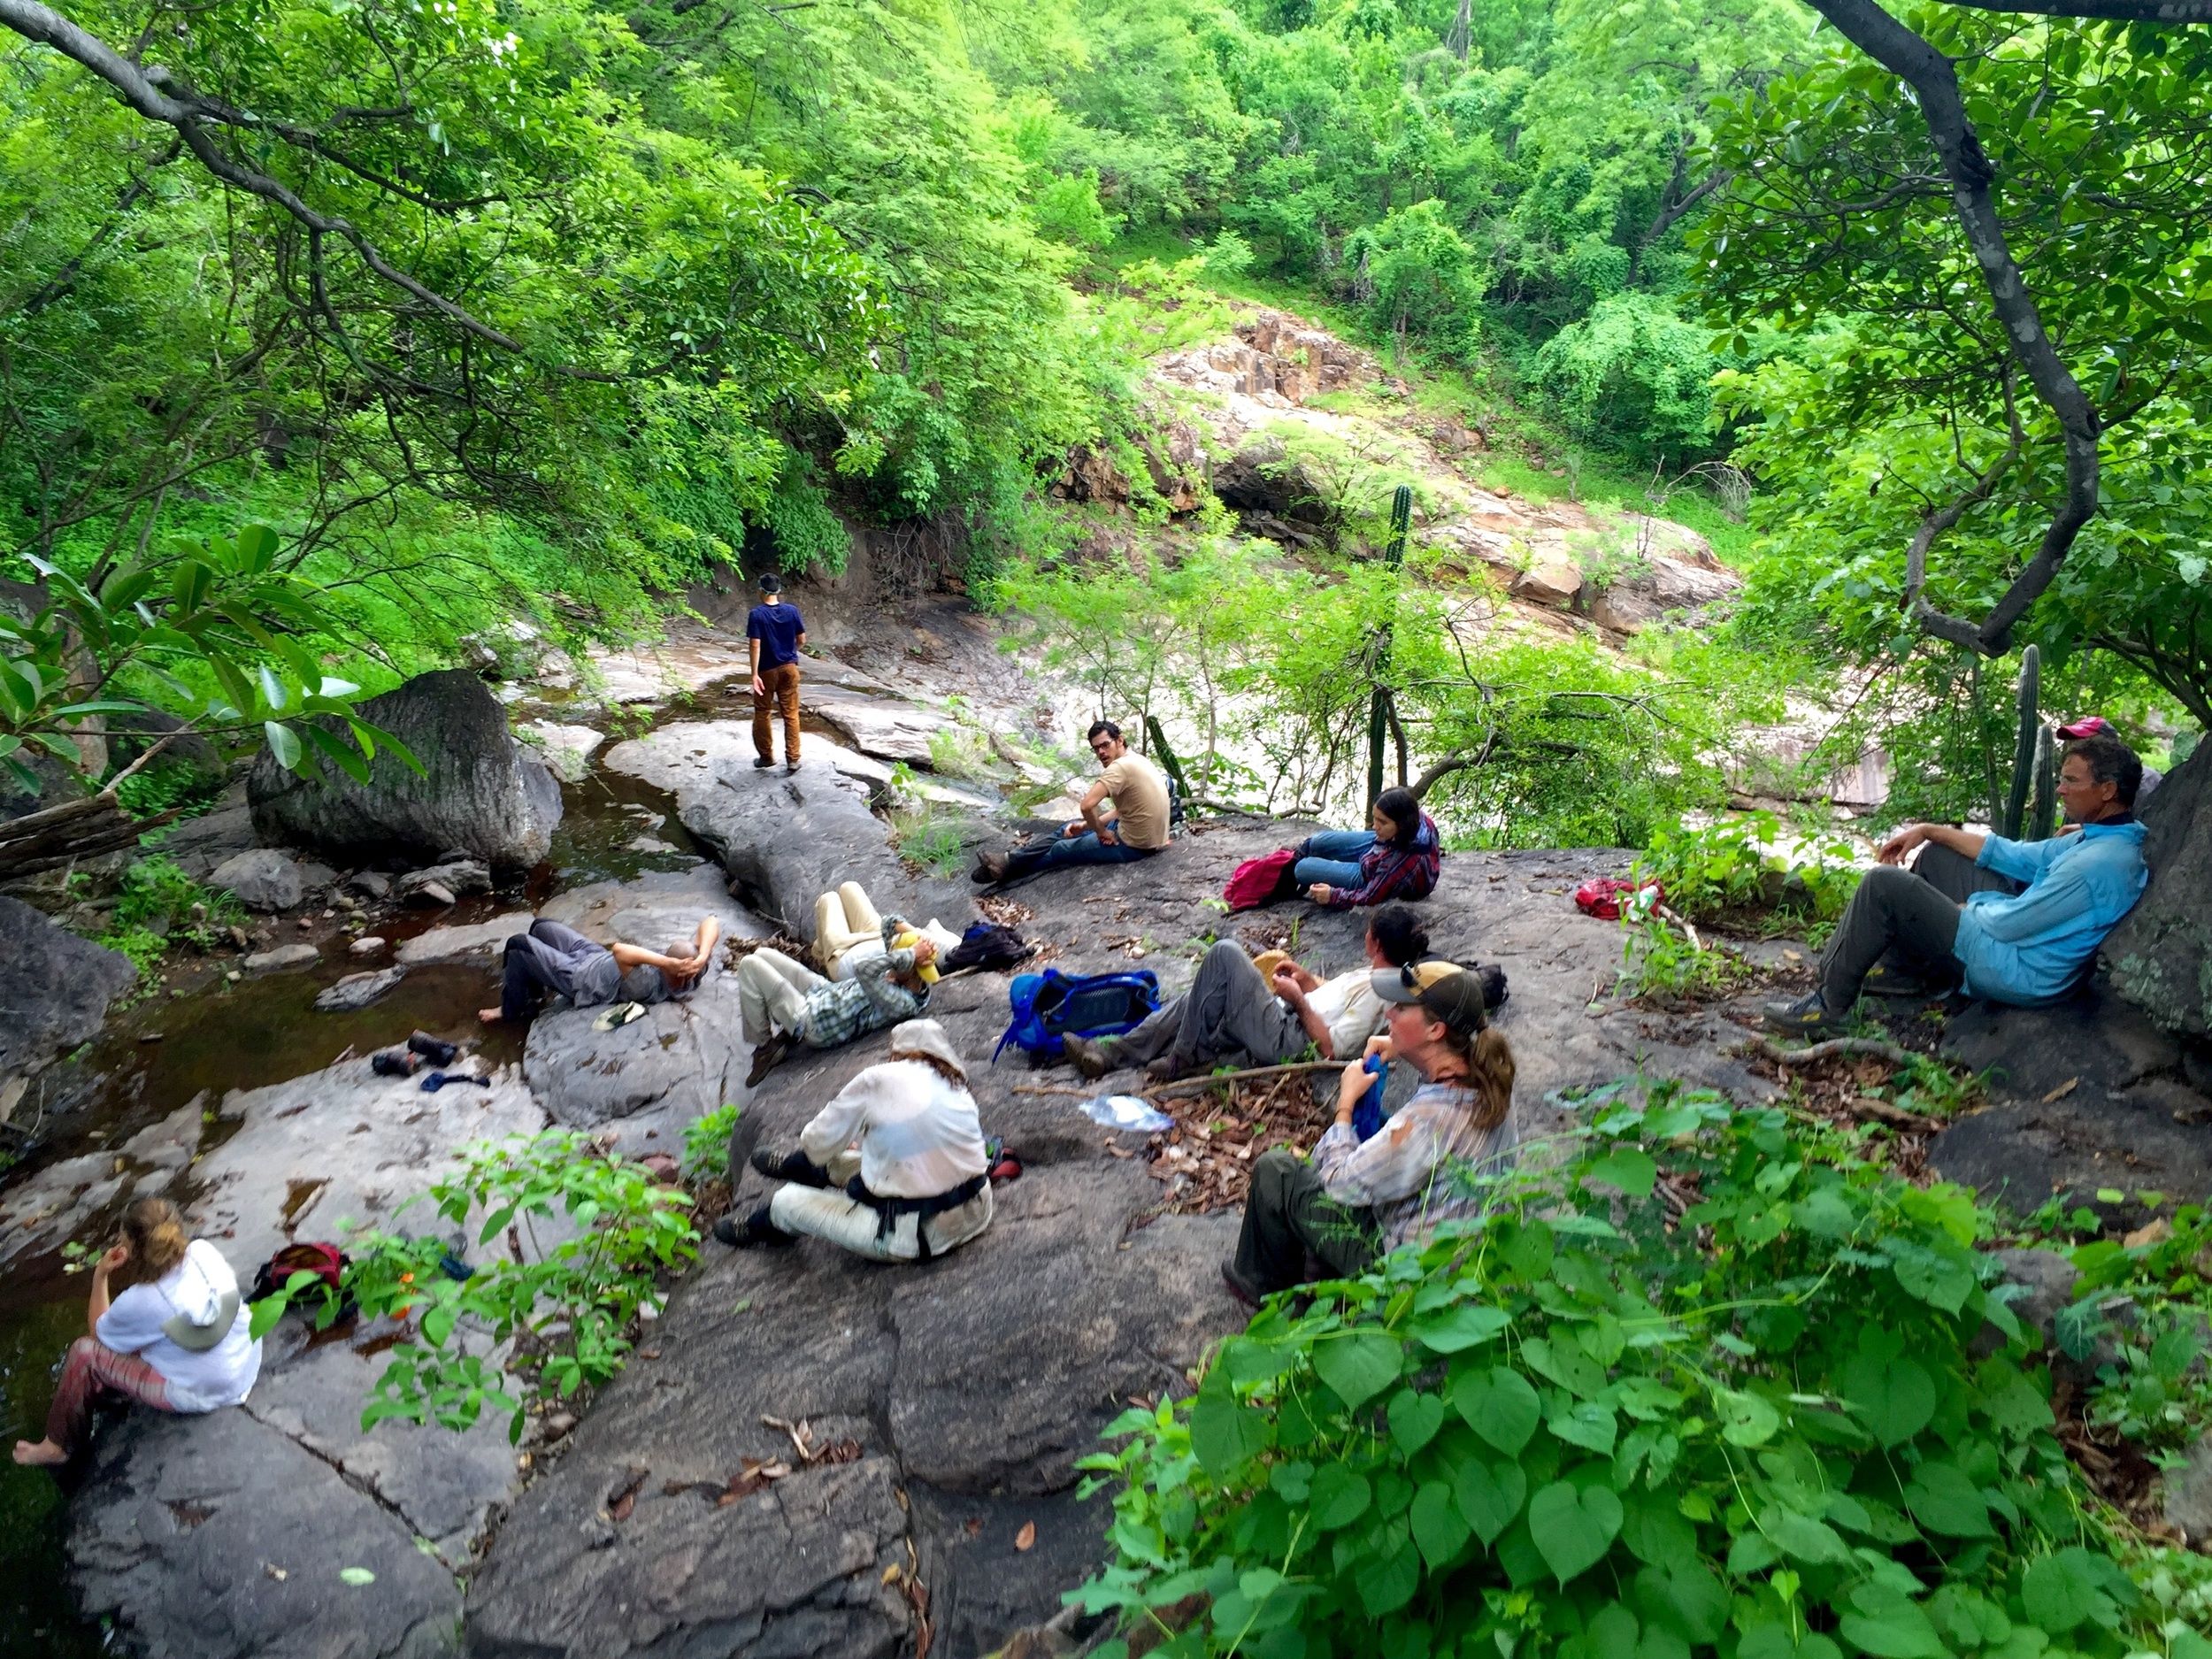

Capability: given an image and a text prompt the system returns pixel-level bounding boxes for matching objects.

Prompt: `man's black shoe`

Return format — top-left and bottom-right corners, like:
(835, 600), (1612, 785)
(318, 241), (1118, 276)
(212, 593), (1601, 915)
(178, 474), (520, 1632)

(1760, 990), (1843, 1034)
(1863, 964), (1955, 1000)
(407, 1031), (459, 1066)
(746, 1032), (793, 1089)
(971, 849), (1009, 885)
(749, 1147), (831, 1187)
(752, 757), (776, 770)
(714, 1205), (798, 1248)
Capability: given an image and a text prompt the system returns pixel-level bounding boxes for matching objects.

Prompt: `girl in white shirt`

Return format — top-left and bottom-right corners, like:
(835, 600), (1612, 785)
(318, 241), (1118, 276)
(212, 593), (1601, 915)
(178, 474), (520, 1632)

(13, 1196), (261, 1467)
(716, 1019), (995, 1261)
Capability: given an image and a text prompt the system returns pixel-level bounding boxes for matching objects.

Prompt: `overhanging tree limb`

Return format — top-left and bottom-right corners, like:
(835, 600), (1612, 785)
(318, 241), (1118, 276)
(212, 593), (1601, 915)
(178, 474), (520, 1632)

(1802, 0), (2105, 655)
(1939, 0), (2212, 19)
(0, 0), (537, 359)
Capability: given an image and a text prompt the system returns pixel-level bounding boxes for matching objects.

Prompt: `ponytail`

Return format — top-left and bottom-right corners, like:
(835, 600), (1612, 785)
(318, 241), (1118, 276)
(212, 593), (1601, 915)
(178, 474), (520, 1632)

(1435, 1025), (1516, 1131)
(122, 1194), (189, 1273)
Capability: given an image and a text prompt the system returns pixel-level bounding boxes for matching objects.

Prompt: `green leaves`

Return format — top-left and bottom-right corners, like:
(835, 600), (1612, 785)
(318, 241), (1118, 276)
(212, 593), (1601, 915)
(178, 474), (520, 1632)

(1449, 1453), (1527, 1545)
(1311, 1331), (1401, 1409)
(1526, 1480), (1624, 1585)
(1409, 1302), (1509, 1354)
(1841, 1348), (1936, 1447)
(1838, 1585), (1946, 1659)
(1901, 1460), (1994, 1539)
(1451, 1365), (1541, 1454)
(1386, 1388), (1446, 1455)
(1308, 1464), (1372, 1531)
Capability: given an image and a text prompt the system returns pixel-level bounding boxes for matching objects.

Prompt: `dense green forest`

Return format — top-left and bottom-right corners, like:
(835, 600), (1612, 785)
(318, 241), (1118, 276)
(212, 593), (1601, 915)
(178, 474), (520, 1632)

(2, 0), (2208, 841)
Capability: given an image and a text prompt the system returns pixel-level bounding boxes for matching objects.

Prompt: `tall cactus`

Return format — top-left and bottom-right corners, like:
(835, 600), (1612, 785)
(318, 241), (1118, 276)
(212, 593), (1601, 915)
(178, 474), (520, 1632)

(2029, 724), (2057, 841)
(2000, 644), (2040, 839)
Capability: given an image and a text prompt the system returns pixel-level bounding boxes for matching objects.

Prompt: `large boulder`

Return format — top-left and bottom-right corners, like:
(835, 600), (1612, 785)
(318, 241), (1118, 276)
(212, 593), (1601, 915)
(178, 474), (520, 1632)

(0, 894), (135, 1088)
(248, 670), (562, 869)
(2107, 741), (2212, 1036)
(210, 847), (305, 911)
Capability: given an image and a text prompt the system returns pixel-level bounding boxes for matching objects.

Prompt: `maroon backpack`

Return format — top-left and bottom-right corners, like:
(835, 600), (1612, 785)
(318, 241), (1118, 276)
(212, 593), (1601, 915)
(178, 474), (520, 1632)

(1224, 848), (1299, 911)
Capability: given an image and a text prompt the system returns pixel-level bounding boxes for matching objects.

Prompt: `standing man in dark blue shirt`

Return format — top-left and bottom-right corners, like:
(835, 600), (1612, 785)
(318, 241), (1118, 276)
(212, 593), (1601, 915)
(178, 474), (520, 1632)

(746, 573), (806, 773)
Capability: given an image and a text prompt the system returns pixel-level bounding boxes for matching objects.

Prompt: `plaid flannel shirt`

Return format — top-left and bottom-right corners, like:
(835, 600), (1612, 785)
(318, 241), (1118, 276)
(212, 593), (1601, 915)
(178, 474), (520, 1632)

(800, 918), (927, 1048)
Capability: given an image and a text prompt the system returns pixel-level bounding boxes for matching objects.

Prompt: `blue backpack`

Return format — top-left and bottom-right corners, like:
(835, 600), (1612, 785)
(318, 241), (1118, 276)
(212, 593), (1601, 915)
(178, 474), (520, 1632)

(993, 968), (1161, 1063)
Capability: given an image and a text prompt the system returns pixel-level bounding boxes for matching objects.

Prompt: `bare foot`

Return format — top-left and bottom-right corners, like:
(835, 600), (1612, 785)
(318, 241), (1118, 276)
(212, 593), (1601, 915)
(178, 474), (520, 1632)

(13, 1438), (66, 1467)
(477, 1007), (503, 1025)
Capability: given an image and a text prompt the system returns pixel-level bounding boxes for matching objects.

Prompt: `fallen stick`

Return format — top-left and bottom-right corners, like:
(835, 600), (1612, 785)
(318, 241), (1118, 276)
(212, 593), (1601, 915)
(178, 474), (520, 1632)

(1755, 1036), (1918, 1068)
(1147, 1060), (1347, 1100)
(1846, 1094), (1939, 1133)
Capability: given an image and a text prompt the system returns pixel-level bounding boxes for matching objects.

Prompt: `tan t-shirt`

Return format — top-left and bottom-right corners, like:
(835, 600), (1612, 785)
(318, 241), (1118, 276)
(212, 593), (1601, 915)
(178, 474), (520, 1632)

(1097, 753), (1172, 849)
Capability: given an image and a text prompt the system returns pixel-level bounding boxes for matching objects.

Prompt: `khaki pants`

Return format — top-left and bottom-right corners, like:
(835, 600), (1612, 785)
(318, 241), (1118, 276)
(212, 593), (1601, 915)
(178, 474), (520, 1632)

(754, 661), (802, 764)
(769, 1148), (995, 1263)
(736, 948), (824, 1042)
(815, 882), (885, 979)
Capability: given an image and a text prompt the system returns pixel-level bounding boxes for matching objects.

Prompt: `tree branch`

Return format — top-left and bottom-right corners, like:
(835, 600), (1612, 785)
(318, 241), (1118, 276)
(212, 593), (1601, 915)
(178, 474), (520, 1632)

(1804, 0), (2102, 655)
(1939, 0), (2212, 19)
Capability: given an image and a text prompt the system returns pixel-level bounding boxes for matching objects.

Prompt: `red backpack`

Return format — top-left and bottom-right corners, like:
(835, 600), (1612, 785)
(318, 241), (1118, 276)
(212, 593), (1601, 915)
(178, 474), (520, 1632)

(1224, 848), (1300, 911)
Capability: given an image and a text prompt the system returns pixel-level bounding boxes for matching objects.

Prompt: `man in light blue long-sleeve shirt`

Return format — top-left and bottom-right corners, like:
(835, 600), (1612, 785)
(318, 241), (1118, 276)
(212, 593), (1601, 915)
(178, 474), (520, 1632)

(1765, 733), (2149, 1033)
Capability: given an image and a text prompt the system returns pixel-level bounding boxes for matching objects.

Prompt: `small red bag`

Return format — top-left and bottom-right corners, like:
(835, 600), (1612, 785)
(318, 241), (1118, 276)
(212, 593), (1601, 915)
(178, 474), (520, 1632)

(1573, 877), (1663, 921)
(1224, 848), (1300, 911)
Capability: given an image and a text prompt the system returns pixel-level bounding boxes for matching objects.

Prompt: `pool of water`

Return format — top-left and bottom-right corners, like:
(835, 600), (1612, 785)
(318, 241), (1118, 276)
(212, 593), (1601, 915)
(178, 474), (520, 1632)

(0, 747), (694, 1646)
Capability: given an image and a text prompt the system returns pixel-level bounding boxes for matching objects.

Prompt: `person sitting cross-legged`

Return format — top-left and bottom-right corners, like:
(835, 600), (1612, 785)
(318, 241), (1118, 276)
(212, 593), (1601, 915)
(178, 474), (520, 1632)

(736, 917), (936, 1087)
(1293, 786), (1442, 909)
(1763, 732), (2150, 1033)
(716, 1019), (994, 1260)
(479, 916), (722, 1025)
(1062, 904), (1436, 1085)
(1222, 965), (1520, 1305)
(972, 719), (1171, 884)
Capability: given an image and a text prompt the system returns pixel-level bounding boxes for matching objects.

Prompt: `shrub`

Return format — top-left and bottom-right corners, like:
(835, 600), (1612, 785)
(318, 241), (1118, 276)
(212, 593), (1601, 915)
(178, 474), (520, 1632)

(94, 854), (245, 979)
(251, 1130), (698, 1442)
(1074, 1083), (2172, 1659)
(1632, 813), (1863, 934)
(683, 1103), (742, 1186)
(1532, 293), (1719, 465)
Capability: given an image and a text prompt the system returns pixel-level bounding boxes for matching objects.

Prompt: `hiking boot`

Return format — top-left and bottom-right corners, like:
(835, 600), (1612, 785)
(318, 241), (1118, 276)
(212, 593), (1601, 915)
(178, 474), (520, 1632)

(407, 1031), (459, 1066)
(1760, 990), (1843, 1034)
(746, 1032), (793, 1089)
(713, 1205), (797, 1249)
(1144, 1053), (1192, 1085)
(1863, 963), (1955, 1000)
(371, 1048), (424, 1078)
(750, 1146), (831, 1187)
(971, 849), (1009, 885)
(752, 757), (776, 770)
(1220, 1259), (1263, 1310)
(786, 761), (800, 774)
(1062, 1034), (1111, 1081)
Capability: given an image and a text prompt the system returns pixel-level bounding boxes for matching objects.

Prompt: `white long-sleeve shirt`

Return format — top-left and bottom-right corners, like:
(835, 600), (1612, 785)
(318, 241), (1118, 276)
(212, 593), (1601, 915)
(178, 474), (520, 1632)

(798, 1059), (989, 1199)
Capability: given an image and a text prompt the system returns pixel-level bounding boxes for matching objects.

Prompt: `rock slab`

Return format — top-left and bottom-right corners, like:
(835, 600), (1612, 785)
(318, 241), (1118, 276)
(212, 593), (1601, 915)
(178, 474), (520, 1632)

(210, 848), (305, 912)
(249, 670), (563, 869)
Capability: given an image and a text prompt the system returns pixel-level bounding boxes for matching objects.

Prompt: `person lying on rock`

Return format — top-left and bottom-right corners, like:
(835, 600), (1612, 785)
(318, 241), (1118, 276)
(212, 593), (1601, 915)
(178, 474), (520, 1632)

(737, 917), (937, 1087)
(1222, 964), (1520, 1306)
(479, 917), (723, 1025)
(813, 880), (962, 981)
(13, 1197), (262, 1468)
(715, 1018), (994, 1258)
(1291, 787), (1443, 909)
(1763, 731), (2149, 1034)
(972, 719), (1171, 884)
(1063, 904), (1435, 1085)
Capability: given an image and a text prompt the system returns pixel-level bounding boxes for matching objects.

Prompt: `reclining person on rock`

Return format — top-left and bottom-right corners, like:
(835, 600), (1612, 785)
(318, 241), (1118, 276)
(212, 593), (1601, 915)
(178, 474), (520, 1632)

(813, 880), (961, 981)
(479, 916), (722, 1026)
(1222, 964), (1520, 1305)
(737, 916), (937, 1087)
(972, 719), (1171, 884)
(1291, 787), (1442, 909)
(715, 1018), (994, 1258)
(1763, 731), (2149, 1034)
(1063, 904), (1436, 1085)
(14, 1197), (262, 1469)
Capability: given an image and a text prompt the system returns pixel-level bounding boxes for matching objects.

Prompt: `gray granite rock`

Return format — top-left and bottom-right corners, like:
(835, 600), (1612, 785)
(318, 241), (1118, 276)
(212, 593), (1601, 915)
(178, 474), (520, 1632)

(2108, 741), (2212, 1036)
(242, 942), (320, 973)
(209, 847), (302, 913)
(396, 913), (534, 965)
(315, 967), (407, 1011)
(249, 670), (563, 869)
(0, 893), (136, 1086)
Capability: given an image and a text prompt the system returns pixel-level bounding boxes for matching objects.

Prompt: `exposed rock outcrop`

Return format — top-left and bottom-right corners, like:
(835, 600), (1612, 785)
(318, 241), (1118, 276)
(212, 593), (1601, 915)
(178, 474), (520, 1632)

(0, 895), (136, 1094)
(2108, 742), (2212, 1037)
(210, 847), (305, 911)
(248, 670), (563, 869)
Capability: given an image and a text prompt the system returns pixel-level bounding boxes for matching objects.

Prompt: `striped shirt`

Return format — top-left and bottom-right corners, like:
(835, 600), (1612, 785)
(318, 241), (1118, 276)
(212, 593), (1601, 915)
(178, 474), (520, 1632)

(1311, 1079), (1519, 1254)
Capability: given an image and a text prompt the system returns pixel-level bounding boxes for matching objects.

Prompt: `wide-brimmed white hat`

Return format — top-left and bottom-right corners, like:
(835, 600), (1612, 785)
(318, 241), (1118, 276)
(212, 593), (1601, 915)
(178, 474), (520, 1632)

(887, 1018), (967, 1081)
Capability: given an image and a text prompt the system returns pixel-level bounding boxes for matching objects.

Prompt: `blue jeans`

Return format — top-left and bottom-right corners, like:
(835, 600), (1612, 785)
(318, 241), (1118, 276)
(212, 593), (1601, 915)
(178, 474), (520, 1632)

(1004, 830), (1156, 880)
(1293, 829), (1373, 891)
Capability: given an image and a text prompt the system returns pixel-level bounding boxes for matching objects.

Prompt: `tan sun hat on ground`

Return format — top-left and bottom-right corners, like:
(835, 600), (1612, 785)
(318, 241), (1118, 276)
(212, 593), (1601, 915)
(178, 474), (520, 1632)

(887, 1018), (967, 1081)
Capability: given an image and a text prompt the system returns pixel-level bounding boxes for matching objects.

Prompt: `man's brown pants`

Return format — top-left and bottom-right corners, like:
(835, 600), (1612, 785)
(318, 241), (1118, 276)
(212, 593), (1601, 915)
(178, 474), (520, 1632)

(754, 662), (801, 764)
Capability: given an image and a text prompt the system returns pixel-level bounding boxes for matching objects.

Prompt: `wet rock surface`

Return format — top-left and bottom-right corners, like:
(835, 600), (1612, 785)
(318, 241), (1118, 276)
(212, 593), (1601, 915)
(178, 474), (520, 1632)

(249, 669), (564, 869)
(67, 1060), (548, 1659)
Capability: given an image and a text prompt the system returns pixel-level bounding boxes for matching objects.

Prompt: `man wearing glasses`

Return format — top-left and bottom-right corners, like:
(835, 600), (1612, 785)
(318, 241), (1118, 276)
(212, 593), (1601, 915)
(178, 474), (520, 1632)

(974, 719), (1171, 884)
